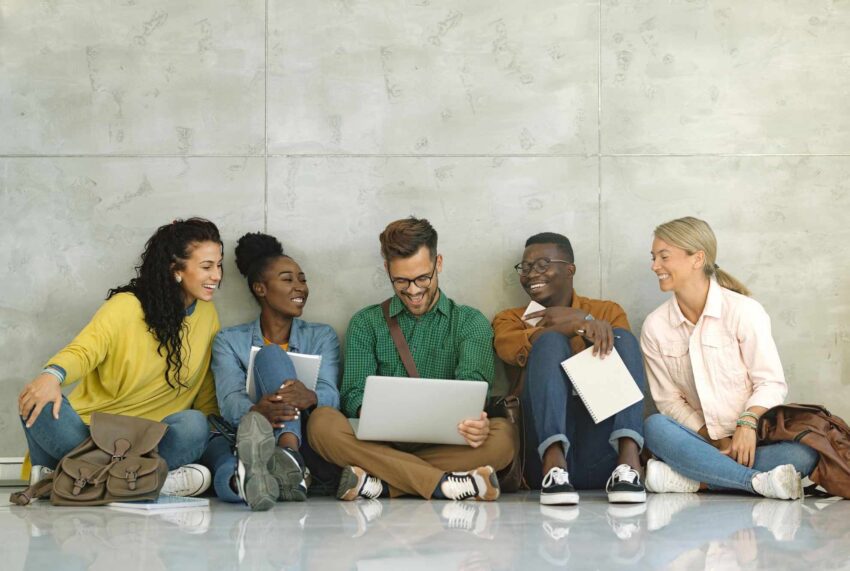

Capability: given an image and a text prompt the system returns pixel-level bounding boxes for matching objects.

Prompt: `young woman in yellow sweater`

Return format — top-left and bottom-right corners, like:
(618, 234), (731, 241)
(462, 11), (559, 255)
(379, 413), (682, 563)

(17, 218), (223, 496)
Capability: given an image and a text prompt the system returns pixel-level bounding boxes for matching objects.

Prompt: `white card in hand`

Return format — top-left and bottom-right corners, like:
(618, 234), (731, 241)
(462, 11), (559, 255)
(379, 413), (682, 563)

(522, 300), (546, 327)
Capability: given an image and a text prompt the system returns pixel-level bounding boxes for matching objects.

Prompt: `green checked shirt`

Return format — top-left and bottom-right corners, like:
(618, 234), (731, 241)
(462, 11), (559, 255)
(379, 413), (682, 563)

(341, 290), (495, 417)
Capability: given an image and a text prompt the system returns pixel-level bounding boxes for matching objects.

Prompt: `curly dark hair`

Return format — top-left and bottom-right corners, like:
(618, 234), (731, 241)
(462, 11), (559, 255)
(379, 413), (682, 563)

(234, 232), (286, 301)
(108, 218), (222, 390)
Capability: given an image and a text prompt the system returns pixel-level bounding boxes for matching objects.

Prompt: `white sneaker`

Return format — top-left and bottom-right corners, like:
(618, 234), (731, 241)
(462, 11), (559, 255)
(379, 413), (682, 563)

(540, 467), (579, 505)
(161, 464), (212, 497)
(440, 466), (500, 501)
(29, 465), (54, 486)
(440, 501), (499, 539)
(645, 459), (699, 493)
(751, 464), (803, 500)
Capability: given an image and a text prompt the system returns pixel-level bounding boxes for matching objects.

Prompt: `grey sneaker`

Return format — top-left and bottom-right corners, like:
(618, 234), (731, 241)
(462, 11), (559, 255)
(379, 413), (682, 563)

(751, 464), (803, 500)
(270, 447), (307, 502)
(235, 412), (278, 511)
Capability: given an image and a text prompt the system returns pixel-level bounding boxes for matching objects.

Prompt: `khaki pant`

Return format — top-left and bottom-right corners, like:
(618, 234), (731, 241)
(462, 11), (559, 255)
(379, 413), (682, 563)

(307, 407), (515, 499)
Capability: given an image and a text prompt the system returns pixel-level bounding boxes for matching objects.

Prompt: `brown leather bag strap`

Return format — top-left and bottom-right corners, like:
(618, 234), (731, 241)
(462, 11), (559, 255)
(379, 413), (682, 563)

(9, 473), (54, 506)
(381, 298), (420, 378)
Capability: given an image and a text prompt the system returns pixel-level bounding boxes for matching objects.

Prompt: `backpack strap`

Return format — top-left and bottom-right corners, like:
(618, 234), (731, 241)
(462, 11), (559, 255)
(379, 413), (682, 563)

(381, 298), (420, 378)
(9, 473), (54, 506)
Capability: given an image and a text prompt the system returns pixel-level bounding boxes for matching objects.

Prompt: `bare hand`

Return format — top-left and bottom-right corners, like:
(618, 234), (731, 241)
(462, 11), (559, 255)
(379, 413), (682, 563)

(276, 380), (318, 410)
(458, 411), (490, 448)
(525, 307), (587, 337)
(18, 373), (63, 428)
(250, 391), (300, 428)
(721, 425), (757, 468)
(578, 319), (615, 358)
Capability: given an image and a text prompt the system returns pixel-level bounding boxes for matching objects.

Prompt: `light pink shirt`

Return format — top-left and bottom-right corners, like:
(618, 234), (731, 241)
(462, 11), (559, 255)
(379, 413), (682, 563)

(641, 280), (787, 440)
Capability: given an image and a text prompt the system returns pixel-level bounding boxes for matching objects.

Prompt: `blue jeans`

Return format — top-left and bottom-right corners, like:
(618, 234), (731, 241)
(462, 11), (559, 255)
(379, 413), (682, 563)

(22, 396), (210, 470)
(644, 413), (820, 493)
(204, 344), (325, 502)
(522, 329), (647, 489)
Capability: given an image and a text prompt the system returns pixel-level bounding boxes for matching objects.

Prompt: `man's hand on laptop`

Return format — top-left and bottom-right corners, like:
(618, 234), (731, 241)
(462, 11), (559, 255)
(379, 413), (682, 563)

(250, 393), (300, 428)
(277, 380), (318, 411)
(458, 411), (490, 448)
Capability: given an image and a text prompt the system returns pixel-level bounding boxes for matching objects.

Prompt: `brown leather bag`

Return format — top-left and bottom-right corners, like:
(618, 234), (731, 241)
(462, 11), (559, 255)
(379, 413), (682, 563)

(380, 298), (523, 492)
(758, 403), (850, 499)
(10, 412), (170, 506)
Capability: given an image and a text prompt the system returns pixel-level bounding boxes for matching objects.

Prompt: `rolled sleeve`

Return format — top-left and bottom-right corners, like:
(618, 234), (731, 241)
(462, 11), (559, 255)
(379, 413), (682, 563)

(492, 309), (537, 367)
(211, 332), (253, 426)
(313, 326), (341, 410)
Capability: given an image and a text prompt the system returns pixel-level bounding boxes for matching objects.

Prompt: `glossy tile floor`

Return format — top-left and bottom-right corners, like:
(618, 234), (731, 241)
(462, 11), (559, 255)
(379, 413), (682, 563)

(1, 488), (847, 570)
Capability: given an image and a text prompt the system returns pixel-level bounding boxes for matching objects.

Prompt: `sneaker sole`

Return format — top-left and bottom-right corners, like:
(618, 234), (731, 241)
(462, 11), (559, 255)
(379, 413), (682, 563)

(540, 491), (580, 505)
(272, 449), (307, 502)
(475, 467), (500, 501)
(236, 413), (278, 511)
(337, 467), (363, 501)
(608, 490), (647, 504)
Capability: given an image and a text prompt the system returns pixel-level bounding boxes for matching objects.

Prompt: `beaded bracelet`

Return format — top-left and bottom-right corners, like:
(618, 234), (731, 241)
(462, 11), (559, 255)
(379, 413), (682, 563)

(41, 366), (65, 384)
(739, 411), (759, 421)
(736, 419), (758, 430)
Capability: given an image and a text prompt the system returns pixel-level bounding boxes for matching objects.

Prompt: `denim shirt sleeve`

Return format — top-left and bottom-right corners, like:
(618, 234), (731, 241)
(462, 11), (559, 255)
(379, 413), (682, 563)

(312, 326), (341, 410)
(211, 330), (254, 426)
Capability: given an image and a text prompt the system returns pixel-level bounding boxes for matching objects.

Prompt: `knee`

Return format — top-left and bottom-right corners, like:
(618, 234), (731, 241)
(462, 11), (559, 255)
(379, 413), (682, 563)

(791, 443), (820, 477)
(528, 331), (571, 369)
(613, 328), (639, 354)
(255, 343), (287, 367)
(486, 418), (516, 469)
(643, 413), (672, 443)
(169, 410), (210, 445)
(306, 407), (345, 444)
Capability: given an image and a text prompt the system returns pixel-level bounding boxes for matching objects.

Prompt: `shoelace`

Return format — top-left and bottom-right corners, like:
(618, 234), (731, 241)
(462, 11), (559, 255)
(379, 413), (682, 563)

(542, 468), (571, 488)
(607, 464), (639, 490)
(359, 475), (384, 499)
(443, 502), (476, 530)
(441, 474), (478, 500)
(165, 468), (195, 495)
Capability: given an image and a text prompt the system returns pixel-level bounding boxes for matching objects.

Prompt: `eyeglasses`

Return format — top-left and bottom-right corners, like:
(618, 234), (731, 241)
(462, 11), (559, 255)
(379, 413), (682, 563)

(513, 257), (573, 276)
(389, 262), (438, 290)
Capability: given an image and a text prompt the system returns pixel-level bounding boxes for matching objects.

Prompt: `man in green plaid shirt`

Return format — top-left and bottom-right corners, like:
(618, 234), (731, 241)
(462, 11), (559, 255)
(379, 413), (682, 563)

(308, 218), (514, 501)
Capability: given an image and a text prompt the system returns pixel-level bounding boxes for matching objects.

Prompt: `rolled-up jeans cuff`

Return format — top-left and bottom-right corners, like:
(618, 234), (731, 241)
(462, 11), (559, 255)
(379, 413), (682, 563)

(609, 428), (644, 454)
(272, 425), (302, 448)
(538, 434), (570, 461)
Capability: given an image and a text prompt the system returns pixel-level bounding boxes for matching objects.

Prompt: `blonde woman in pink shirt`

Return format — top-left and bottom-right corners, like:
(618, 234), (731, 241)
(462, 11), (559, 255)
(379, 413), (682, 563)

(641, 216), (818, 500)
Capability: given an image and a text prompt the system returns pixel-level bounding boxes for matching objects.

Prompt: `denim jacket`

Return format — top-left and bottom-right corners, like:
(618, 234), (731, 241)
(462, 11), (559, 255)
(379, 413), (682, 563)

(212, 317), (341, 427)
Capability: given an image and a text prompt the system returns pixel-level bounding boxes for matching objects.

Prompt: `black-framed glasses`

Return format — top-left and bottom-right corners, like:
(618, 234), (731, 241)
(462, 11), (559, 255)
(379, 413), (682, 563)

(389, 262), (438, 290)
(513, 257), (573, 276)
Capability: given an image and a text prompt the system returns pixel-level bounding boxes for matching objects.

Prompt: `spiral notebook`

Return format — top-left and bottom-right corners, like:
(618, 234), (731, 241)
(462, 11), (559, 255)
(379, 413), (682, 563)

(560, 346), (643, 424)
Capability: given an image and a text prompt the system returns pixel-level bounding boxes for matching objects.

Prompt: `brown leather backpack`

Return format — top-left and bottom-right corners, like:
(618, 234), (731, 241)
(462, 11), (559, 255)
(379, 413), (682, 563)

(758, 403), (850, 499)
(10, 412), (170, 506)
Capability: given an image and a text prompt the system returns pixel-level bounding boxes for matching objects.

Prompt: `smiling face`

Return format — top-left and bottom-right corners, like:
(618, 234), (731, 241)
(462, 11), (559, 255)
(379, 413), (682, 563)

(650, 236), (705, 293)
(175, 240), (223, 306)
(253, 256), (309, 318)
(386, 245), (442, 317)
(519, 243), (574, 307)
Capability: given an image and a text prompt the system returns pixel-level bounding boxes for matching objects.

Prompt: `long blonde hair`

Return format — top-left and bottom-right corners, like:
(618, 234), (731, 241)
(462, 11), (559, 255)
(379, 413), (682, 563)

(653, 216), (751, 296)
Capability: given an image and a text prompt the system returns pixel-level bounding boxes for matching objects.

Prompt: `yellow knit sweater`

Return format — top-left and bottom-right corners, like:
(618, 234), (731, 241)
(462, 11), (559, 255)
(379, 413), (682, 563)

(49, 292), (220, 424)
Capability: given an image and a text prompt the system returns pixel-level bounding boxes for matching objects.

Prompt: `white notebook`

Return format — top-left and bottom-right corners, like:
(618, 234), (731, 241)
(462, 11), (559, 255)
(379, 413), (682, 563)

(108, 495), (209, 511)
(246, 346), (322, 401)
(560, 346), (643, 424)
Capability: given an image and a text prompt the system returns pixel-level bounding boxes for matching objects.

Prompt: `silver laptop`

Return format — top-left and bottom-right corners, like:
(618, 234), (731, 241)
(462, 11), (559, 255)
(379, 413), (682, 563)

(350, 376), (488, 445)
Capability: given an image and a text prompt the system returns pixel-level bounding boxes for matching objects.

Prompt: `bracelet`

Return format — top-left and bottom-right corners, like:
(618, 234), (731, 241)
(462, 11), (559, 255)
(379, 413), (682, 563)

(739, 411), (759, 421)
(41, 367), (64, 384)
(736, 419), (757, 430)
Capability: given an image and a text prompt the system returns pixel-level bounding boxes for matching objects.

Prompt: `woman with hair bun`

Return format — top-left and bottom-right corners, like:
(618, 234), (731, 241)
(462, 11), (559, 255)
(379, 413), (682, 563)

(641, 216), (818, 499)
(17, 217), (224, 497)
(204, 232), (340, 511)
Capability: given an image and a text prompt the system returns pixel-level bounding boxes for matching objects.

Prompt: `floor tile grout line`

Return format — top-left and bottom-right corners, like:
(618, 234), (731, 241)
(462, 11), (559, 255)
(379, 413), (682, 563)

(5, 153), (850, 159)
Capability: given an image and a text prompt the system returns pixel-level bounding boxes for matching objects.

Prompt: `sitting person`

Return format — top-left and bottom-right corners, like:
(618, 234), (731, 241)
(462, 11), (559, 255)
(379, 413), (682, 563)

(308, 217), (514, 501)
(642, 216), (818, 499)
(493, 232), (648, 505)
(203, 232), (341, 511)
(17, 218), (223, 496)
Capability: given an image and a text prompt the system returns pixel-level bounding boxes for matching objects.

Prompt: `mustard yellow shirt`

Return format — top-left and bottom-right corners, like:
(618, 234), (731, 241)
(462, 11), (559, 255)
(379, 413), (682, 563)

(48, 292), (220, 424)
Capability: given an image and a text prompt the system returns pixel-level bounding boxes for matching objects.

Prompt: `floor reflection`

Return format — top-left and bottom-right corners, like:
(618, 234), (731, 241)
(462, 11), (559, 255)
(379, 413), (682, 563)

(1, 491), (849, 570)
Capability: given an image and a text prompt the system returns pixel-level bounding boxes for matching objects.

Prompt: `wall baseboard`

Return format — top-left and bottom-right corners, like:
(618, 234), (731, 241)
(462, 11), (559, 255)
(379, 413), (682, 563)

(0, 457), (25, 485)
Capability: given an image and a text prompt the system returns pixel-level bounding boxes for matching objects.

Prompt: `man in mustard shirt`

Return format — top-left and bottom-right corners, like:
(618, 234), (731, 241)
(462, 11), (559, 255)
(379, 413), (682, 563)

(493, 232), (648, 506)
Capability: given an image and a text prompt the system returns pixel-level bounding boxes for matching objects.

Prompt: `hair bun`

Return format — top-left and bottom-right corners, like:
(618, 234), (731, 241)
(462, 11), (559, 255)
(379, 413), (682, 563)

(234, 232), (284, 277)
